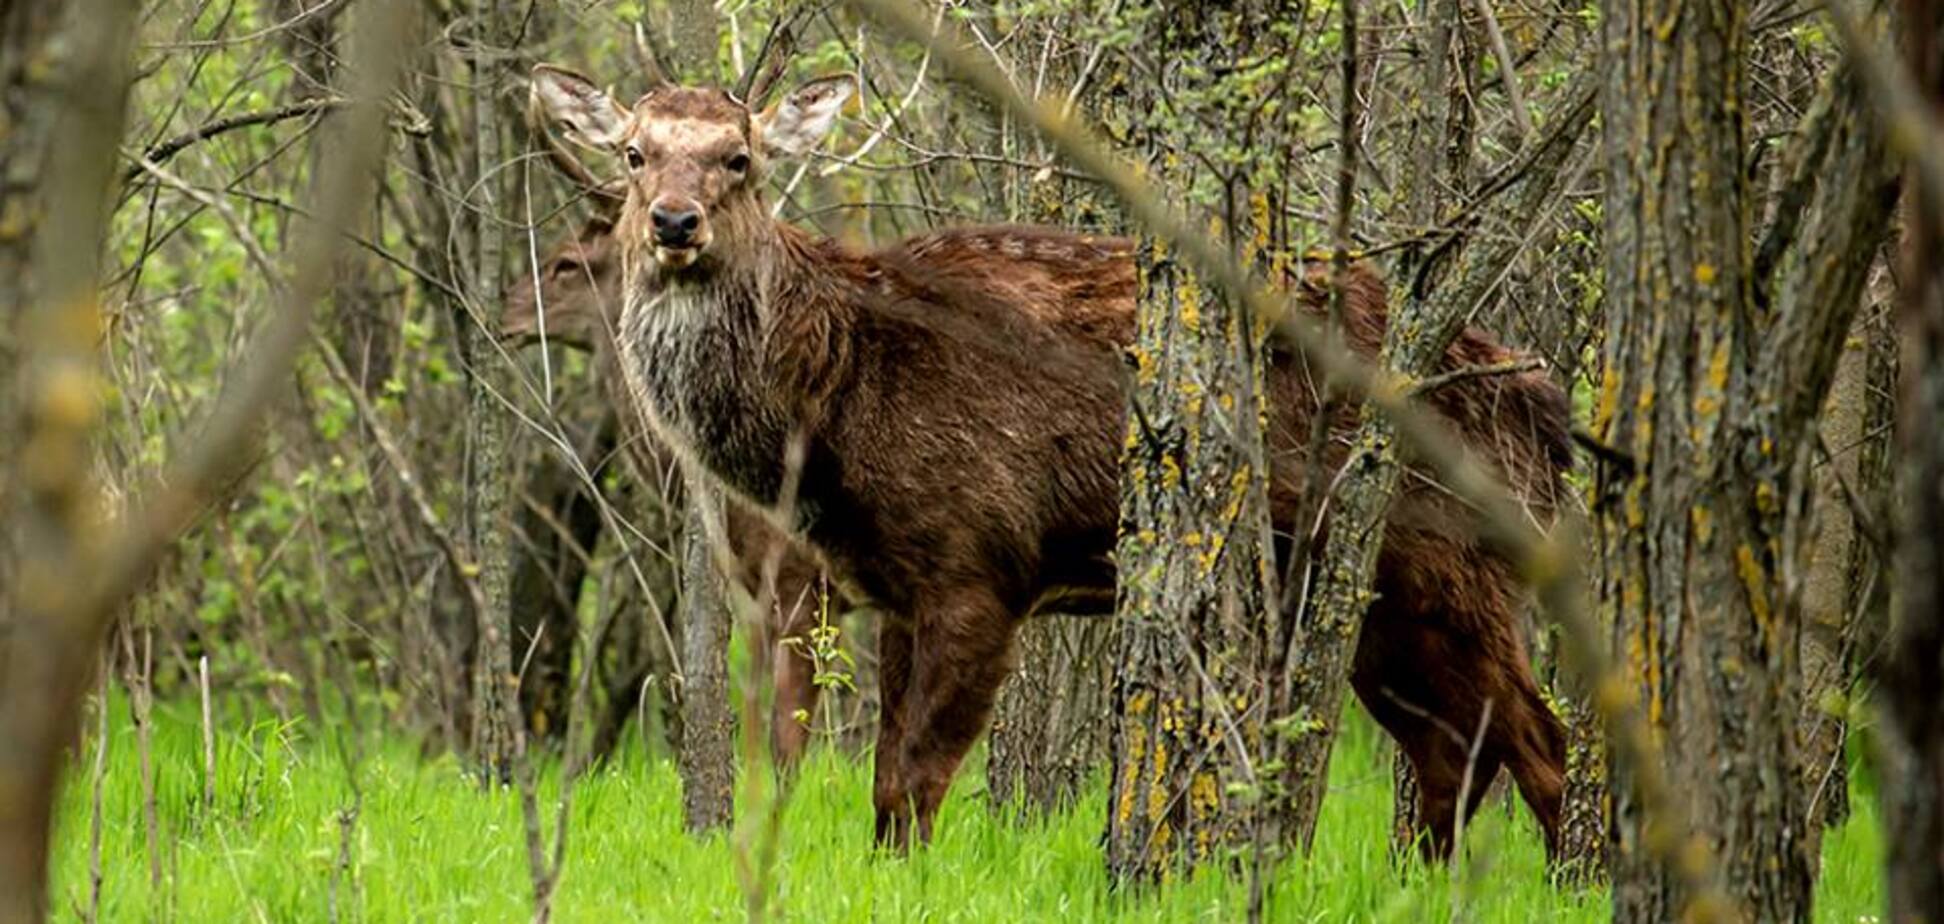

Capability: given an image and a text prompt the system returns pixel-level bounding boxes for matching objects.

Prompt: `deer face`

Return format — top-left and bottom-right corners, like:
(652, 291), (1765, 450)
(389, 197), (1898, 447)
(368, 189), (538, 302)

(501, 217), (620, 350)
(531, 65), (854, 274)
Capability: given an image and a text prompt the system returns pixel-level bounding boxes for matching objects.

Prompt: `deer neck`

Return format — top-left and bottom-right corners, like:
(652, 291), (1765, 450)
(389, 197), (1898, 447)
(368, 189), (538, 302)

(615, 219), (840, 517)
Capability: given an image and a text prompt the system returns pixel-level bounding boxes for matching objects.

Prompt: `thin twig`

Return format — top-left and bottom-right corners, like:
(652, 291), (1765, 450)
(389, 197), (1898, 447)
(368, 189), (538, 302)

(1466, 0), (1533, 141)
(1405, 357), (1546, 397)
(120, 96), (344, 183)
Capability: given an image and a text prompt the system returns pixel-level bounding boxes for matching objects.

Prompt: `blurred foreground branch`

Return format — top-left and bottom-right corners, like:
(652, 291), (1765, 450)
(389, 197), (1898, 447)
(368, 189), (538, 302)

(0, 2), (419, 920)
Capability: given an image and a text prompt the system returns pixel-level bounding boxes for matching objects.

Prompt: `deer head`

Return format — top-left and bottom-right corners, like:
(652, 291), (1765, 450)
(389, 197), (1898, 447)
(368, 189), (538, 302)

(530, 64), (854, 276)
(501, 215), (623, 350)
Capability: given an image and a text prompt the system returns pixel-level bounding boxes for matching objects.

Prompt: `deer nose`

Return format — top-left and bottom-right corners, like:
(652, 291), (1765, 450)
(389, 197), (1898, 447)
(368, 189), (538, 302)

(650, 204), (701, 247)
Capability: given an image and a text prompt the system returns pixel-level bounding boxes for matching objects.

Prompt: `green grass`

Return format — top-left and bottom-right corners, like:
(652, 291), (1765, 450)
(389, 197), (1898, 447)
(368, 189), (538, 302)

(52, 699), (1884, 922)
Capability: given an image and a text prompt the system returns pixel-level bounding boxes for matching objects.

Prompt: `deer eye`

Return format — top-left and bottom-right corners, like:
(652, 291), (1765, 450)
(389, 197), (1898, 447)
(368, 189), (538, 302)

(548, 258), (582, 279)
(725, 151), (751, 174)
(625, 146), (645, 170)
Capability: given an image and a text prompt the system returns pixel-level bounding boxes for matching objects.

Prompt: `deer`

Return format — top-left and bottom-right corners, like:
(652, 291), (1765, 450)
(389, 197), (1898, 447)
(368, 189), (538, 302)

(504, 209), (840, 765)
(529, 61), (1575, 858)
(503, 212), (1142, 767)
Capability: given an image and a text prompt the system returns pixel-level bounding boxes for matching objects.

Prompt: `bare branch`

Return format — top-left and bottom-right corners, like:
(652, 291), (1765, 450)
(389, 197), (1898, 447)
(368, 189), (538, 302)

(120, 96), (345, 183)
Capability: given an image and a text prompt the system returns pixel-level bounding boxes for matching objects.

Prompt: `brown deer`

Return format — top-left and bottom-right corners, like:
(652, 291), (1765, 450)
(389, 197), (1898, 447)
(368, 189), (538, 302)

(504, 212), (838, 765)
(530, 63), (1574, 857)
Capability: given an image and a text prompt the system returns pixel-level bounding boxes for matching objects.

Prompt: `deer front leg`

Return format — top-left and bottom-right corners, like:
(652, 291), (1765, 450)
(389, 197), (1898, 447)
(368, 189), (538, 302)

(890, 589), (1017, 847)
(873, 617), (916, 849)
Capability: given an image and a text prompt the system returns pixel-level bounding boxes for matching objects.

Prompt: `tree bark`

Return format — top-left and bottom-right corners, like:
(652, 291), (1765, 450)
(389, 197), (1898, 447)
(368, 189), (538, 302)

(1101, 4), (1288, 885)
(678, 487), (735, 833)
(1106, 240), (1276, 882)
(1592, 0), (1894, 917)
(1798, 315), (1867, 842)
(988, 615), (1112, 815)
(463, 0), (518, 782)
(1883, 3), (1944, 919)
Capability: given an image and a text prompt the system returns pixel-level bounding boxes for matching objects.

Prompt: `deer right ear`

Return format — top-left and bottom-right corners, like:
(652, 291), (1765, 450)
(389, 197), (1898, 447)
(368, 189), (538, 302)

(757, 75), (856, 159)
(531, 64), (631, 151)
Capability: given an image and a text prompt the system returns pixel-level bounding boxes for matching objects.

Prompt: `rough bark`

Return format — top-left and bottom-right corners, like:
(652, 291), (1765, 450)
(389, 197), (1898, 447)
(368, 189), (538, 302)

(678, 488), (735, 833)
(1592, 0), (1892, 917)
(656, 0), (721, 85)
(1798, 317), (1866, 840)
(1106, 239), (1276, 882)
(1765, 51), (1903, 877)
(1102, 4), (1288, 885)
(463, 0), (517, 781)
(988, 615), (1113, 816)
(1883, 2), (1944, 919)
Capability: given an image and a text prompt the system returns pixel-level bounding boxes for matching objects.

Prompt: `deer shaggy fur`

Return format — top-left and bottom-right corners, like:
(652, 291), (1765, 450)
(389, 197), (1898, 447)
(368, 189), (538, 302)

(531, 66), (1573, 856)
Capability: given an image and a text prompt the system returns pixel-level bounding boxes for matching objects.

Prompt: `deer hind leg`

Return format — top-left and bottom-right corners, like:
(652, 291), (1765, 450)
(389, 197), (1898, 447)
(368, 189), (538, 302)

(1436, 557), (1567, 857)
(1354, 591), (1509, 862)
(1496, 654), (1566, 858)
(873, 617), (916, 849)
(766, 561), (825, 768)
(887, 589), (1017, 848)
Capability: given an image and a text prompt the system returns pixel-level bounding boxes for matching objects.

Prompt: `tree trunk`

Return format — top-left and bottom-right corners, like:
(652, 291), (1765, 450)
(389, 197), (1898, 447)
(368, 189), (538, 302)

(1799, 319), (1868, 844)
(678, 488), (735, 833)
(635, 0), (738, 834)
(1591, 0), (1890, 917)
(1106, 239), (1277, 882)
(1883, 3), (1944, 918)
(464, 0), (517, 781)
(988, 615), (1113, 815)
(0, 2), (139, 917)
(1101, 5), (1291, 885)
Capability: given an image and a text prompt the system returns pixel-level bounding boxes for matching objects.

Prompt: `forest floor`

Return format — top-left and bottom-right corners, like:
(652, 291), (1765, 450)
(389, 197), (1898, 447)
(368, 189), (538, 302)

(53, 696), (1884, 923)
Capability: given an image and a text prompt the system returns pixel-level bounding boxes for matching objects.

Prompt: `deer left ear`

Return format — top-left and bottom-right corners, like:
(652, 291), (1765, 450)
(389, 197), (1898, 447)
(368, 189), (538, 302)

(757, 75), (856, 159)
(531, 64), (632, 151)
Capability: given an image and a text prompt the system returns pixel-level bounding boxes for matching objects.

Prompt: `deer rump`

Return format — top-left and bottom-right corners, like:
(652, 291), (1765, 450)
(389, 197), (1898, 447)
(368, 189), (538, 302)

(611, 219), (1570, 856)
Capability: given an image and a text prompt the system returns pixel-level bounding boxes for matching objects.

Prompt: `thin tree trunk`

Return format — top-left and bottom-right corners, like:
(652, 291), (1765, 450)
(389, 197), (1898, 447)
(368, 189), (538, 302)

(679, 488), (735, 832)
(989, 615), (1113, 815)
(1799, 316), (1868, 845)
(1883, 3), (1944, 918)
(636, 0), (739, 835)
(464, 0), (517, 781)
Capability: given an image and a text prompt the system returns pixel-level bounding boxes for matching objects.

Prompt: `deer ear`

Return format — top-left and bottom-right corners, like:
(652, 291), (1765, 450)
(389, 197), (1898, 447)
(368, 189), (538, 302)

(531, 64), (631, 151)
(757, 75), (855, 159)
